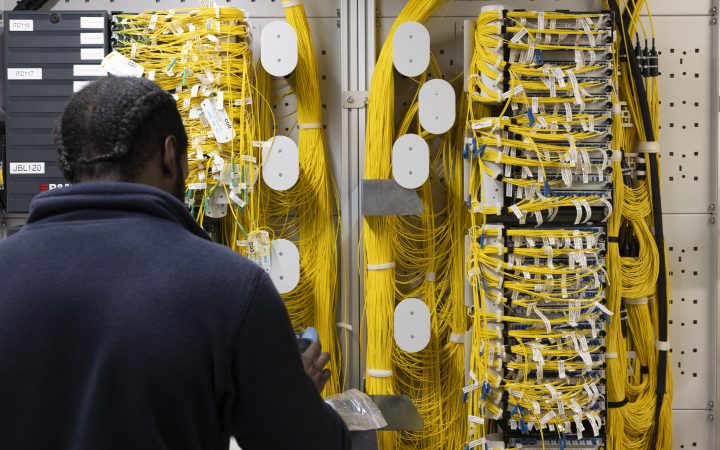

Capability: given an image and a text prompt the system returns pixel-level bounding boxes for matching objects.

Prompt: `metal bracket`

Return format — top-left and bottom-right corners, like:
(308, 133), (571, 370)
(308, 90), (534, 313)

(343, 91), (368, 109)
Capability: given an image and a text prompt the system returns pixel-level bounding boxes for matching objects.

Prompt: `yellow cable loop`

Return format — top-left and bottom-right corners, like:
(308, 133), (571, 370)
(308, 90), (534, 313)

(282, 0), (342, 396)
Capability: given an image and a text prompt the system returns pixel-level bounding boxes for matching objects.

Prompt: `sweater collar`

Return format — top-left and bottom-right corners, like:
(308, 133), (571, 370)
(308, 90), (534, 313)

(26, 182), (209, 240)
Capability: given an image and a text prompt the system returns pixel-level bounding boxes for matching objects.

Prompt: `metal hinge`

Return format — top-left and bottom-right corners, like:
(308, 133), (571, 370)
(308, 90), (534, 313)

(342, 91), (368, 109)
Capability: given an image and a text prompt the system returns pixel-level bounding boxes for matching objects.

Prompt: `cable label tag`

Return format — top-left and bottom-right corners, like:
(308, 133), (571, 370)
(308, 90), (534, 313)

(200, 98), (235, 143)
(229, 191), (246, 208)
(566, 69), (583, 105)
(510, 27), (528, 43)
(539, 410), (556, 425)
(574, 414), (585, 439)
(467, 415), (484, 425)
(101, 51), (144, 77)
(557, 359), (566, 379)
(467, 438), (486, 449)
(533, 306), (552, 333)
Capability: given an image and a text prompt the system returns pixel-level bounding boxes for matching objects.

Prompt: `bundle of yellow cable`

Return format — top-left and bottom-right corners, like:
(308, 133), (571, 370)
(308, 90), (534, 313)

(609, 1), (673, 447)
(362, 1), (444, 448)
(114, 8), (265, 249)
(391, 84), (443, 450)
(435, 95), (473, 450)
(605, 83), (628, 449)
(389, 59), (476, 447)
(280, 0), (342, 396)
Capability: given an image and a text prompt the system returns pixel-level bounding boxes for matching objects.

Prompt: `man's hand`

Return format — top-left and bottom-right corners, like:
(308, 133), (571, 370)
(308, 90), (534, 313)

(301, 341), (331, 393)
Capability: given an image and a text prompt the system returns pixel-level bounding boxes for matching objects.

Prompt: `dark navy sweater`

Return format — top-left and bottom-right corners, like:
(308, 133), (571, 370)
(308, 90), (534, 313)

(0, 182), (350, 450)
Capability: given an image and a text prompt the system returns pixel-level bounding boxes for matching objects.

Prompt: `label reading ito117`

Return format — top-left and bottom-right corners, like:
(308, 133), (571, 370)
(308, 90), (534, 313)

(9, 162), (45, 175)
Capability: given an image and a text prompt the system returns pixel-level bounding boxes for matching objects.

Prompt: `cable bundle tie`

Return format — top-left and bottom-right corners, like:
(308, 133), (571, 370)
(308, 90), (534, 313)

(297, 123), (322, 130)
(282, 0), (302, 7)
(449, 333), (466, 344)
(368, 369), (393, 378)
(607, 397), (629, 408)
(336, 322), (353, 331)
(624, 297), (648, 305)
(252, 140), (273, 148)
(637, 141), (660, 154)
(655, 340), (670, 351)
(367, 262), (396, 271)
(604, 352), (619, 359)
(610, 149), (623, 161)
(425, 272), (437, 282)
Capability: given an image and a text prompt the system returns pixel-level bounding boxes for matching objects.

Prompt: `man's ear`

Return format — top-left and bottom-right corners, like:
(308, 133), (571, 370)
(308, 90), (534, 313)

(161, 135), (178, 178)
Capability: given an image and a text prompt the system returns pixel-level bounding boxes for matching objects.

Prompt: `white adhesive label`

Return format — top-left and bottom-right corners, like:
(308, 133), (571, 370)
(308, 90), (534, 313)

(7, 68), (42, 80)
(80, 48), (105, 61)
(80, 33), (105, 45)
(9, 162), (45, 174)
(80, 16), (105, 29)
(73, 65), (107, 77)
(9, 20), (33, 31)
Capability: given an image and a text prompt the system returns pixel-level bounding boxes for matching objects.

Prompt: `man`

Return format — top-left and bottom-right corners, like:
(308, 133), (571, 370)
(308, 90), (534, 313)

(0, 76), (350, 450)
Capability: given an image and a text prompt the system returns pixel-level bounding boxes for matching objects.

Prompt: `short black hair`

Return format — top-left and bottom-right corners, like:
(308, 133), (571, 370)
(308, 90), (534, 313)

(55, 76), (188, 183)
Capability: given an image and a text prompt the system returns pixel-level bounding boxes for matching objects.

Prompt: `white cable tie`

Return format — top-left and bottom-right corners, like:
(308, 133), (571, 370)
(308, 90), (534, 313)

(368, 369), (393, 378)
(282, 0), (302, 7)
(426, 272), (437, 282)
(655, 340), (670, 351)
(336, 322), (353, 331)
(298, 123), (322, 130)
(367, 262), (396, 271)
(610, 150), (622, 161)
(624, 297), (648, 305)
(252, 140), (273, 148)
(449, 333), (465, 344)
(637, 141), (660, 154)
(604, 352), (619, 359)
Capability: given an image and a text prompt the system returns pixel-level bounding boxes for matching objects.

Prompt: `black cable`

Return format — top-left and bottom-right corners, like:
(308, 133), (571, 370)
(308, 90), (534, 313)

(607, 1), (669, 448)
(13, 0), (50, 10)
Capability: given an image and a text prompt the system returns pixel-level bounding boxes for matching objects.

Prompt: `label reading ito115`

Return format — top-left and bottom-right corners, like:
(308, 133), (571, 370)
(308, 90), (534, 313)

(9, 162), (45, 175)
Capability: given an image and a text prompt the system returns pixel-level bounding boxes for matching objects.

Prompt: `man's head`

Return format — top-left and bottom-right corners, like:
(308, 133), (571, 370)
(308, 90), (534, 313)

(55, 76), (188, 200)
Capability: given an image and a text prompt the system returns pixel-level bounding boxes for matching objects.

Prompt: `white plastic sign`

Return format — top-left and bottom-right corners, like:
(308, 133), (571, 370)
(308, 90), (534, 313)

(7, 68), (42, 80)
(262, 136), (299, 191)
(80, 16), (105, 29)
(9, 162), (45, 175)
(260, 21), (298, 77)
(9, 20), (33, 31)
(200, 98), (235, 144)
(100, 51), (144, 77)
(392, 134), (429, 189)
(419, 79), (456, 134)
(80, 33), (104, 45)
(73, 65), (106, 77)
(394, 298), (431, 353)
(392, 22), (430, 77)
(81, 48), (106, 61)
(268, 239), (300, 294)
